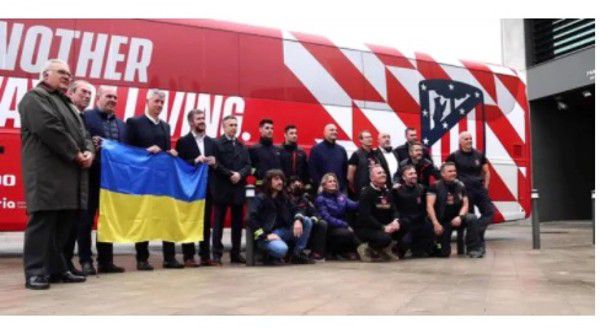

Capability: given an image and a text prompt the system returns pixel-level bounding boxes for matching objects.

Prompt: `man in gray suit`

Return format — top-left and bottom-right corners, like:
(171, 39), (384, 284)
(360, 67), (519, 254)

(19, 59), (94, 290)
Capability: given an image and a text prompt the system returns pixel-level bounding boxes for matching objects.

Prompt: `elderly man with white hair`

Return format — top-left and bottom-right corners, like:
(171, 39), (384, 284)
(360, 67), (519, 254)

(66, 80), (93, 112)
(19, 59), (94, 289)
(125, 89), (182, 270)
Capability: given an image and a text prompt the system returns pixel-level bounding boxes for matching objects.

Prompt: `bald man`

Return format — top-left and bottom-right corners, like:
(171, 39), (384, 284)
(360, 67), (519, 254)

(79, 85), (127, 275)
(445, 131), (495, 256)
(373, 132), (399, 189)
(308, 124), (349, 192)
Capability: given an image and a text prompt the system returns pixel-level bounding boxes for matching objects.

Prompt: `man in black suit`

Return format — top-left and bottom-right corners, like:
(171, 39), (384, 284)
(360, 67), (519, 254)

(393, 127), (432, 163)
(373, 132), (400, 189)
(212, 115), (251, 264)
(125, 89), (184, 270)
(176, 109), (218, 267)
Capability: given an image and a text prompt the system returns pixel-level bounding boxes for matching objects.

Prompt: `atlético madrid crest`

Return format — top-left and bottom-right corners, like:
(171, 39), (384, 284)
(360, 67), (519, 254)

(419, 79), (483, 147)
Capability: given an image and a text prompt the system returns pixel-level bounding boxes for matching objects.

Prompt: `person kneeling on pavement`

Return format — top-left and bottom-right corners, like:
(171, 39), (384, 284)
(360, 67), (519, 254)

(248, 169), (315, 265)
(315, 173), (360, 260)
(287, 177), (328, 262)
(392, 164), (435, 258)
(425, 162), (483, 258)
(354, 165), (410, 262)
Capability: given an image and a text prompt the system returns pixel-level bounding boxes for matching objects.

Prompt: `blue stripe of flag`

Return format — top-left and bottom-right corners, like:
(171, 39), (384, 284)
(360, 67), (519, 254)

(100, 139), (207, 202)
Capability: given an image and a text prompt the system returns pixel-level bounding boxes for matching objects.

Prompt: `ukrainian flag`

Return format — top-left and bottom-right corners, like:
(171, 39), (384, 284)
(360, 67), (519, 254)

(97, 139), (207, 243)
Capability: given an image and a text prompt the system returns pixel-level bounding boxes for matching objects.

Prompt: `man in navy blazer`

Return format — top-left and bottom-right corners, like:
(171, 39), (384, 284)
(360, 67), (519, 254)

(79, 85), (127, 276)
(175, 109), (218, 267)
(125, 89), (183, 271)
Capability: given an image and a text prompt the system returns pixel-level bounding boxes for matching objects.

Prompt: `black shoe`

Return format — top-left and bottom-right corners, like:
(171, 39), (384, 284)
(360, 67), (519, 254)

(61, 271), (87, 283)
(212, 257), (223, 266)
(290, 252), (315, 264)
(137, 261), (154, 271)
(68, 263), (85, 277)
(25, 275), (50, 290)
(81, 262), (97, 276)
(230, 254), (246, 264)
(200, 258), (216, 266)
(468, 249), (485, 258)
(263, 256), (285, 266)
(163, 260), (185, 269)
(98, 263), (125, 273)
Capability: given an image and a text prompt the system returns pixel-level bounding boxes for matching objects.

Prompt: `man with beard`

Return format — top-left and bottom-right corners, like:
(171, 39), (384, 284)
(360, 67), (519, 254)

(426, 162), (483, 258)
(248, 169), (315, 265)
(176, 109), (218, 267)
(249, 119), (281, 186)
(394, 142), (439, 187)
(393, 127), (432, 163)
(287, 177), (327, 261)
(392, 165), (434, 258)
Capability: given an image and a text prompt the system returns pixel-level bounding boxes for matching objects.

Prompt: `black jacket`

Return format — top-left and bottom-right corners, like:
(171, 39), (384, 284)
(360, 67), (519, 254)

(290, 193), (318, 218)
(393, 183), (427, 222)
(393, 142), (432, 163)
(249, 137), (281, 183)
(356, 184), (399, 231)
(212, 134), (251, 205)
(373, 147), (398, 188)
(125, 115), (170, 150)
(394, 158), (440, 187)
(427, 179), (467, 221)
(279, 142), (310, 185)
(175, 132), (217, 197)
(248, 193), (303, 240)
(348, 147), (380, 195)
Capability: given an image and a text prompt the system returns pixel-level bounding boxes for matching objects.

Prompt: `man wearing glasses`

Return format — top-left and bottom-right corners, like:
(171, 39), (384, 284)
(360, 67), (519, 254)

(18, 59), (94, 290)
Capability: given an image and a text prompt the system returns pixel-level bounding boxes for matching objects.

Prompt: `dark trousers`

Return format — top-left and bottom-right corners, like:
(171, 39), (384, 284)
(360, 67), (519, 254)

(326, 227), (360, 254)
(24, 210), (77, 278)
(182, 197), (213, 261)
(135, 241), (175, 262)
(307, 219), (328, 255)
(402, 218), (435, 256)
(212, 202), (244, 260)
(436, 214), (481, 257)
(466, 186), (495, 250)
(67, 186), (113, 266)
(356, 218), (410, 250)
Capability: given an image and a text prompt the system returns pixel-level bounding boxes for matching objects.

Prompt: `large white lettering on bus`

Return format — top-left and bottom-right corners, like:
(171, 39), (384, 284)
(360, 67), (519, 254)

(0, 20), (153, 83)
(0, 76), (245, 136)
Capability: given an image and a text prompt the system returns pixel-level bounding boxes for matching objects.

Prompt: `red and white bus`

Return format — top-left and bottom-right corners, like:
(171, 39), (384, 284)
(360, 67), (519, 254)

(0, 19), (532, 231)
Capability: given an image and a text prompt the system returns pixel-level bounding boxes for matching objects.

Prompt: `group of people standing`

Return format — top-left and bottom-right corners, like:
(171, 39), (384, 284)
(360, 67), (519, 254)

(18, 59), (495, 291)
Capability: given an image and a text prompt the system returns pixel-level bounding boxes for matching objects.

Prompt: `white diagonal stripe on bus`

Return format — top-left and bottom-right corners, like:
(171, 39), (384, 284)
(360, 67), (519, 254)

(283, 31), (353, 138)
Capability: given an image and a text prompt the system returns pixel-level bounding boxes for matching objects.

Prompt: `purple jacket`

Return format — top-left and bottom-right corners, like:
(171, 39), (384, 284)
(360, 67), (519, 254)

(315, 192), (358, 228)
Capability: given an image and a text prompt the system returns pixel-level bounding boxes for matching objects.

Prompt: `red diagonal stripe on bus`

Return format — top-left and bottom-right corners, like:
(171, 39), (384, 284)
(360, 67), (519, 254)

(292, 32), (385, 103)
(460, 60), (498, 103)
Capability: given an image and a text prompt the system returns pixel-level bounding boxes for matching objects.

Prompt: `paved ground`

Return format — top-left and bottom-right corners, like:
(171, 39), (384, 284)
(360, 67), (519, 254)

(0, 220), (594, 315)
